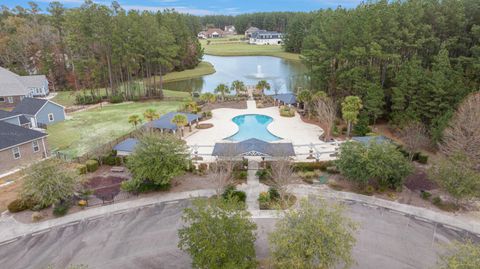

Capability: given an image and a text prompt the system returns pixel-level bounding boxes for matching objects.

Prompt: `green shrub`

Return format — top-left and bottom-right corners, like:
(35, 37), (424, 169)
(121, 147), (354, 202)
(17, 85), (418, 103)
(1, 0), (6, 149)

(234, 170), (248, 180)
(102, 155), (121, 166)
(7, 199), (32, 213)
(364, 185), (375, 196)
(85, 159), (99, 173)
(75, 94), (102, 105)
(279, 106), (295, 117)
(198, 163), (208, 175)
(299, 171), (317, 179)
(77, 165), (87, 175)
(268, 188), (280, 201)
(293, 161), (333, 172)
(258, 192), (270, 209)
(109, 94), (124, 104)
(222, 185), (246, 203)
(53, 202), (70, 217)
(326, 166), (339, 174)
(417, 154), (428, 164)
(256, 169), (271, 181)
(432, 196), (442, 206)
(420, 191), (432, 200)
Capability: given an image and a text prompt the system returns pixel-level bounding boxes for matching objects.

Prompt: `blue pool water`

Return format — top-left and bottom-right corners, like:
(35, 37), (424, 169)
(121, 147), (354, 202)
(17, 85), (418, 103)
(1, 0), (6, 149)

(226, 114), (282, 142)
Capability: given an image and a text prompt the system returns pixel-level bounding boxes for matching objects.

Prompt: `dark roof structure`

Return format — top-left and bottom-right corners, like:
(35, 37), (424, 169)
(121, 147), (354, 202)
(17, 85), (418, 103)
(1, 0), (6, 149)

(0, 110), (21, 120)
(19, 115), (29, 125)
(212, 138), (295, 157)
(352, 136), (391, 145)
(113, 138), (139, 154)
(12, 97), (48, 115)
(0, 121), (47, 150)
(146, 112), (200, 131)
(270, 93), (297, 105)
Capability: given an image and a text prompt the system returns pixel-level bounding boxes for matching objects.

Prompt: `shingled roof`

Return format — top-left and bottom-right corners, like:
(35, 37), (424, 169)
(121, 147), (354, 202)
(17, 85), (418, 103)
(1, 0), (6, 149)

(0, 67), (27, 96)
(0, 121), (47, 151)
(146, 112), (200, 131)
(212, 138), (295, 157)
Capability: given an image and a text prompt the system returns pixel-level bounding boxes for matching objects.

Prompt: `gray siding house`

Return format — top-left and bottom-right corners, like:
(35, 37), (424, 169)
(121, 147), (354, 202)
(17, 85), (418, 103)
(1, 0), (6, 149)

(0, 67), (49, 109)
(12, 98), (65, 128)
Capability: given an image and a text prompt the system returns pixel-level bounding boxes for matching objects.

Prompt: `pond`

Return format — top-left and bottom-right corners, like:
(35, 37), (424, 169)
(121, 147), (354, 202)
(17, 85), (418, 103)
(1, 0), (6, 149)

(164, 55), (308, 94)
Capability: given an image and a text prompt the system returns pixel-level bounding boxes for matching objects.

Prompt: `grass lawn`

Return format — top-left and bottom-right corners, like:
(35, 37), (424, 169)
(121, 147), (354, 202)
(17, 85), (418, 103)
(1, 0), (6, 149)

(47, 100), (185, 158)
(51, 61), (214, 107)
(200, 39), (301, 61)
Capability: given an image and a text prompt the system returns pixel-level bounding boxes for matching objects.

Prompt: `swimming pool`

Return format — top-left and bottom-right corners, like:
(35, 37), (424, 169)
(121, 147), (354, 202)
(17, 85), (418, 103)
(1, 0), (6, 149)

(226, 114), (282, 142)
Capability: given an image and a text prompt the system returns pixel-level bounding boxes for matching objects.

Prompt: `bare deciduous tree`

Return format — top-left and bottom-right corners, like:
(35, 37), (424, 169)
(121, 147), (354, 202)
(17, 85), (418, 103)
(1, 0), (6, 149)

(314, 97), (336, 142)
(211, 144), (238, 195)
(270, 152), (295, 203)
(440, 92), (480, 168)
(398, 121), (430, 161)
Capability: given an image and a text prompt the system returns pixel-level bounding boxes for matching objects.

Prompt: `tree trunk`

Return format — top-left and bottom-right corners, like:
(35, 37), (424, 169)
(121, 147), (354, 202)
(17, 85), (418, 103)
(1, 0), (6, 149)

(346, 121), (352, 138)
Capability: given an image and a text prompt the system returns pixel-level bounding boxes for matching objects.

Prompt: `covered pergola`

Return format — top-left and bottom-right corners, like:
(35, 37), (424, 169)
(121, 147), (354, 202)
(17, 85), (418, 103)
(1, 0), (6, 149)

(212, 138), (295, 158)
(270, 93), (297, 107)
(145, 112), (200, 134)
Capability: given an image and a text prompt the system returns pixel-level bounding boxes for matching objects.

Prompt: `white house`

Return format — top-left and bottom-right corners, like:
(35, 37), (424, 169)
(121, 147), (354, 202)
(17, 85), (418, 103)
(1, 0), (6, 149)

(0, 67), (49, 108)
(249, 30), (283, 45)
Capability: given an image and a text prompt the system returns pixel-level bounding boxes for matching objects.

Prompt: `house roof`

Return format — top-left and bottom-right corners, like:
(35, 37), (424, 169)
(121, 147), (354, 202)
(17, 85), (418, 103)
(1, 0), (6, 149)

(0, 67), (28, 96)
(19, 75), (47, 88)
(212, 138), (295, 157)
(146, 112), (200, 131)
(271, 93), (297, 104)
(251, 30), (283, 39)
(205, 28), (224, 35)
(113, 138), (139, 153)
(0, 121), (47, 151)
(19, 115), (30, 125)
(12, 97), (48, 115)
(351, 136), (391, 145)
(0, 110), (21, 120)
(245, 27), (259, 33)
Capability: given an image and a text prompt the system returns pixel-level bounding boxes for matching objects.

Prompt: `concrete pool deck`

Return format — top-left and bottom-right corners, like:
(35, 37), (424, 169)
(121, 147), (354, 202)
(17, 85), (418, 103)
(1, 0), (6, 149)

(186, 100), (338, 161)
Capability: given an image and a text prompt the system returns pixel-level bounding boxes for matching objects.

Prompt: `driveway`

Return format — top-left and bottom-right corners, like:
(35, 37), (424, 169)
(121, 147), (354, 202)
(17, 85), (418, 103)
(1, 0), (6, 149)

(0, 199), (477, 269)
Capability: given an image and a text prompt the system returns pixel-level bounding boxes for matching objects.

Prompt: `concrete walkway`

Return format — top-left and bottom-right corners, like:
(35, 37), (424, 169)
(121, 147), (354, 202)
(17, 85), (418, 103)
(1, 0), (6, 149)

(238, 159), (269, 211)
(0, 189), (215, 244)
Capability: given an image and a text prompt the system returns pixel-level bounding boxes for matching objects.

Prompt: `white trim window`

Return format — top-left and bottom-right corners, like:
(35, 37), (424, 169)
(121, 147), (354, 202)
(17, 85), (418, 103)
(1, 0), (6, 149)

(32, 140), (39, 152)
(48, 113), (54, 122)
(12, 147), (21, 159)
(7, 96), (13, 103)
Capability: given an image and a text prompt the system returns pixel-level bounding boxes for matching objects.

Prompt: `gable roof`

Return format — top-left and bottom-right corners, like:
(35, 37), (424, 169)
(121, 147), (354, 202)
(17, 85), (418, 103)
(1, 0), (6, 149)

(0, 67), (28, 96)
(12, 97), (63, 116)
(205, 28), (224, 35)
(271, 93), (296, 104)
(0, 121), (47, 151)
(12, 97), (48, 115)
(0, 110), (21, 121)
(146, 112), (200, 131)
(213, 138), (295, 157)
(113, 138), (139, 153)
(19, 75), (47, 88)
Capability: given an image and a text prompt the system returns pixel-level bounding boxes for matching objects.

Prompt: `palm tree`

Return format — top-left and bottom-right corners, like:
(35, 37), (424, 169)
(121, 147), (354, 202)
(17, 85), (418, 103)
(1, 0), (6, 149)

(200, 92), (216, 104)
(128, 114), (142, 129)
(143, 108), (159, 122)
(255, 80), (270, 96)
(297, 89), (313, 118)
(231, 80), (246, 96)
(171, 114), (188, 137)
(214, 84), (230, 101)
(185, 102), (198, 113)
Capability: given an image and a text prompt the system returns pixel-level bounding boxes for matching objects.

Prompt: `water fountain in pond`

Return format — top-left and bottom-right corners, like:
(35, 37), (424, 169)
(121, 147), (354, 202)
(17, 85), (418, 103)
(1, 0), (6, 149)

(255, 65), (264, 78)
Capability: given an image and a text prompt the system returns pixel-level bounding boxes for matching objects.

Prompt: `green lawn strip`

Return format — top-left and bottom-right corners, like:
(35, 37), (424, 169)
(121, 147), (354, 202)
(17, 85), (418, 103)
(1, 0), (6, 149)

(47, 100), (184, 158)
(200, 40), (301, 61)
(159, 61), (215, 82)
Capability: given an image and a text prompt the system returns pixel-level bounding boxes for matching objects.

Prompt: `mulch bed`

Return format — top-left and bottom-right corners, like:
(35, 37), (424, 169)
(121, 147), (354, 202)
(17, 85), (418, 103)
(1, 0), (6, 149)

(202, 100), (247, 111)
(196, 123), (214, 129)
(404, 169), (438, 191)
(84, 176), (128, 201)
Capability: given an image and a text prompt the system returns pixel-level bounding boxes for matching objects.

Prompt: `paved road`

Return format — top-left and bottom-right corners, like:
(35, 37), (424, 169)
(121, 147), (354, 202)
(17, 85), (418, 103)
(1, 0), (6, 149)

(0, 199), (478, 269)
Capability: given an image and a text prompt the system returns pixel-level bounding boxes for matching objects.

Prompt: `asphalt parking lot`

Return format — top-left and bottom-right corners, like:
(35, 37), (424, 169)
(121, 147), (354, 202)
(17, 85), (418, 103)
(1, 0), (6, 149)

(0, 199), (477, 269)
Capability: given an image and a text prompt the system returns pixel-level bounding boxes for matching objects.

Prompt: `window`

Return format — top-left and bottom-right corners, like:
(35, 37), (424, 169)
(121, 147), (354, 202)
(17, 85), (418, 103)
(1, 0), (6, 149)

(48, 113), (54, 122)
(12, 147), (20, 159)
(32, 140), (39, 152)
(0, 97), (4, 102)
(7, 97), (13, 103)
